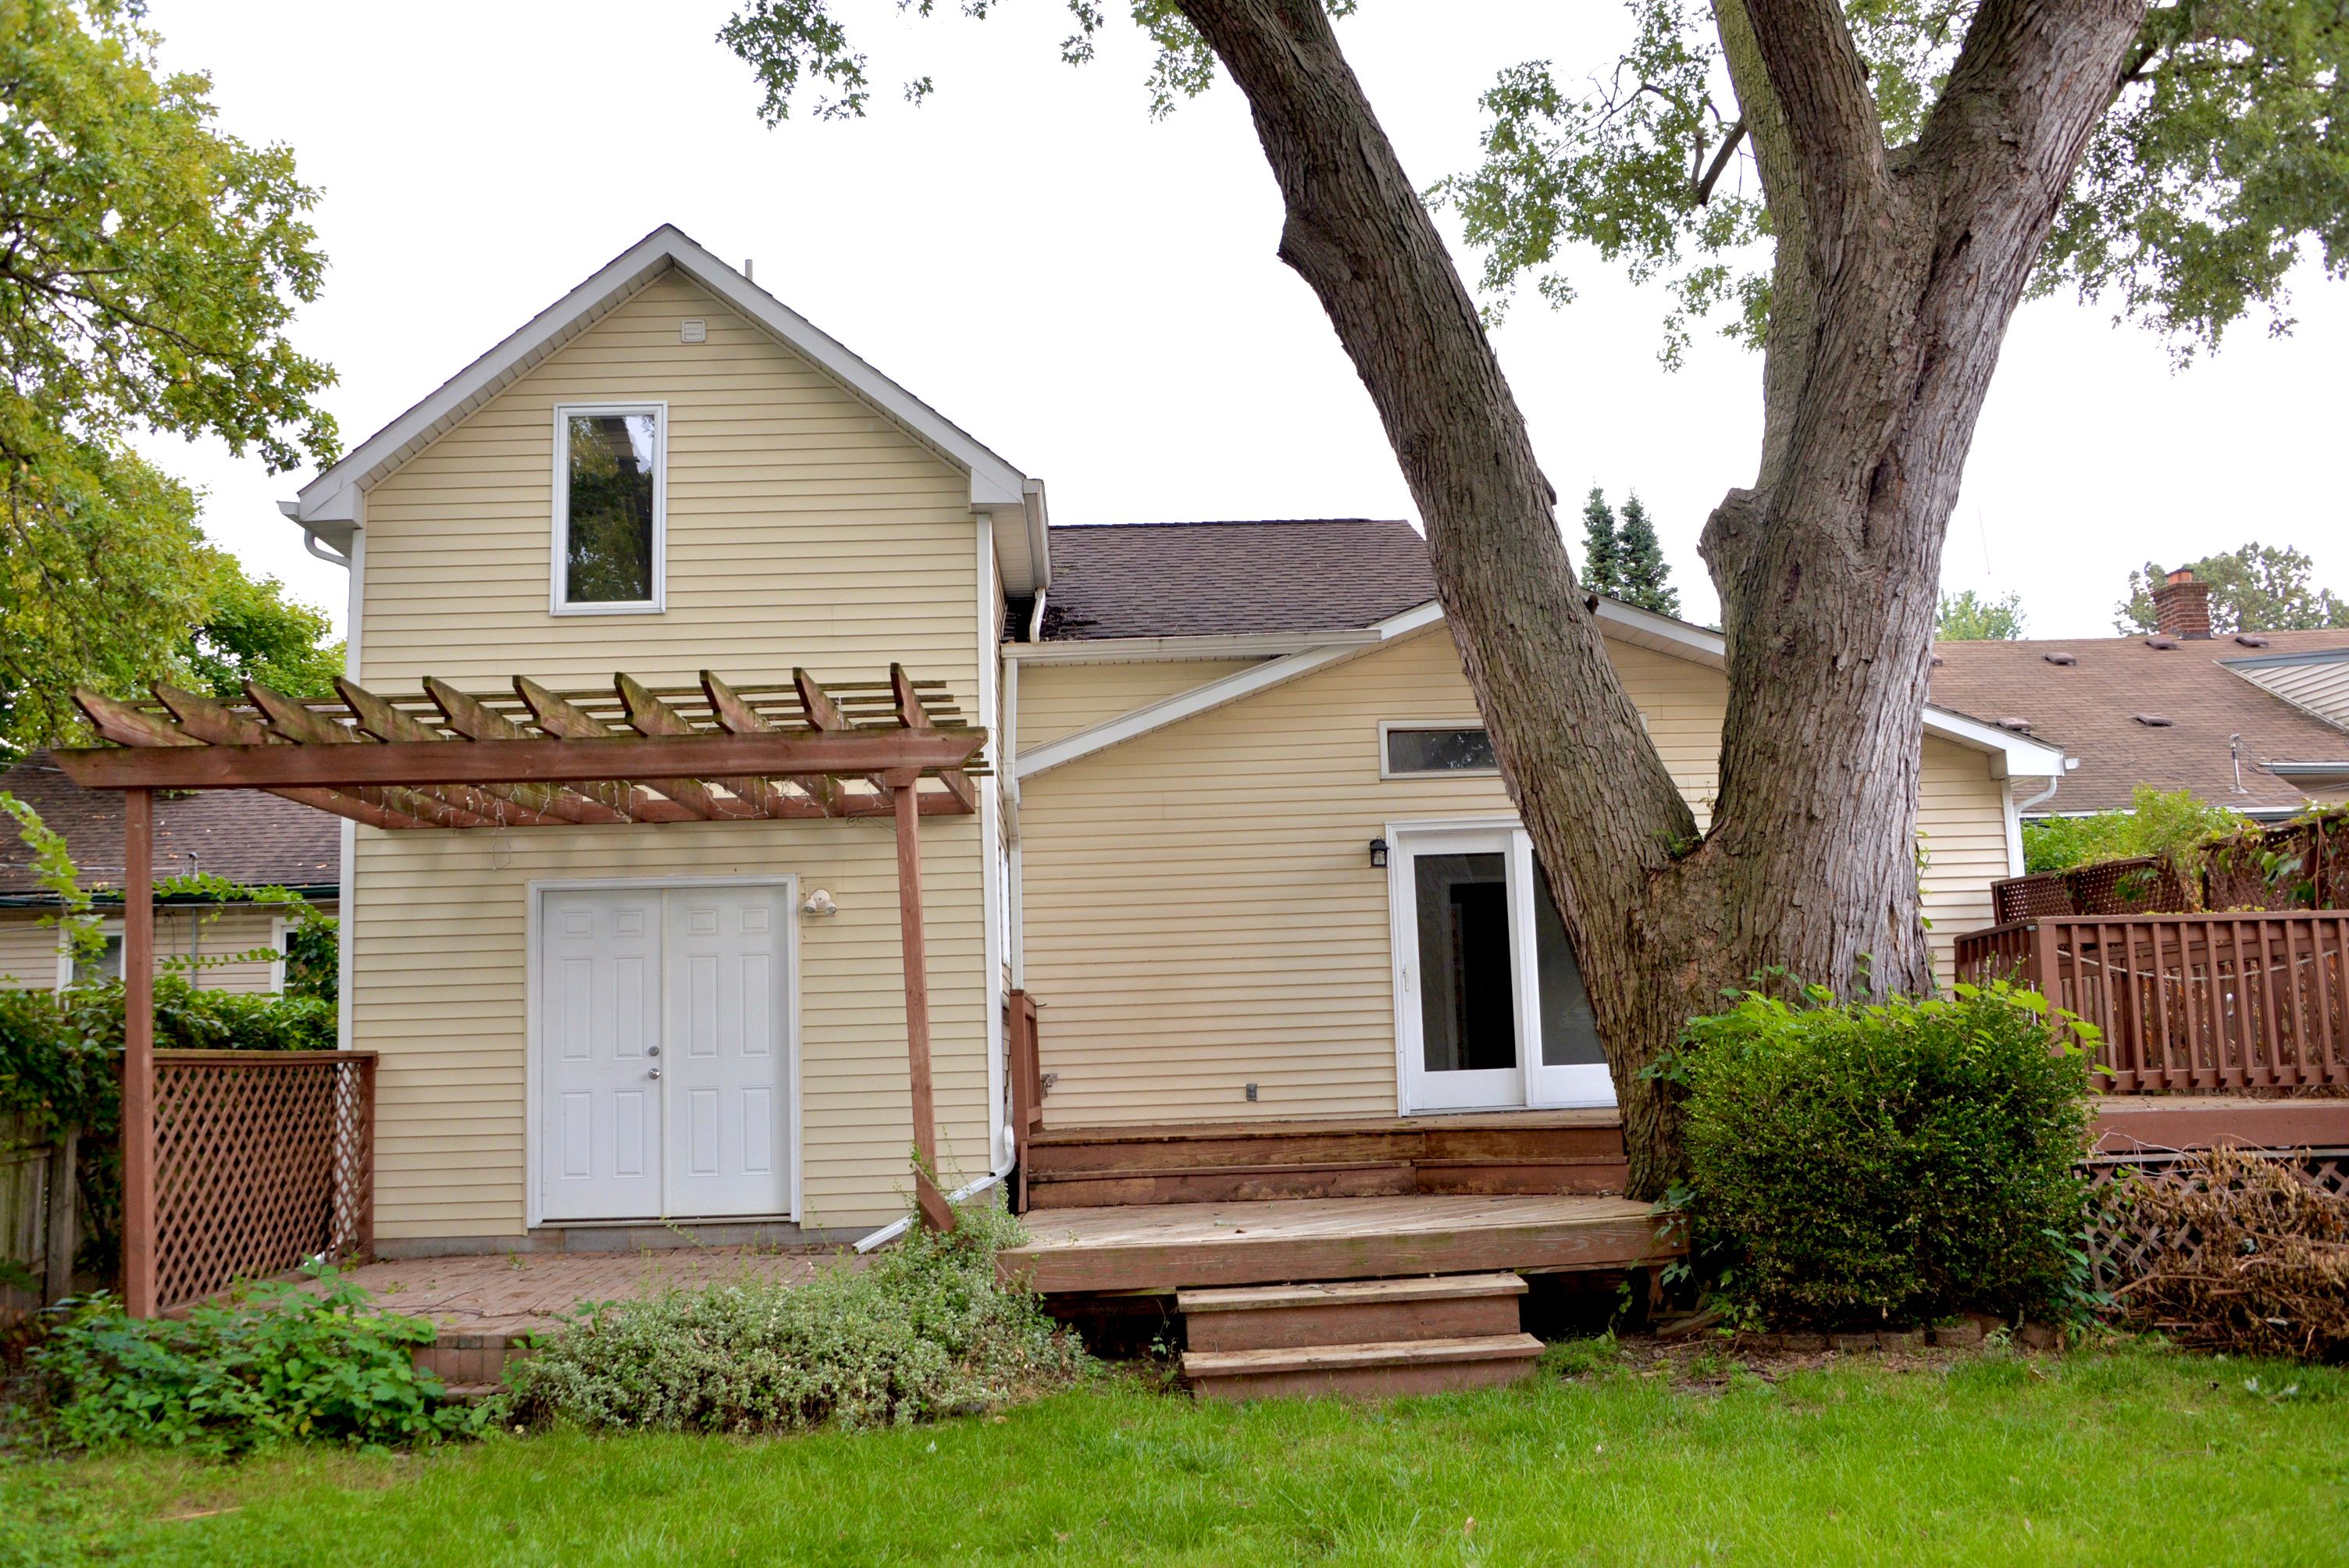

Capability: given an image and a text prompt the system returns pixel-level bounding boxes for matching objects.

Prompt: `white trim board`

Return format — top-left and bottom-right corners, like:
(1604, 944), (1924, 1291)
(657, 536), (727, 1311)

(284, 223), (1050, 593)
(1010, 594), (2061, 782)
(1013, 602), (1446, 781)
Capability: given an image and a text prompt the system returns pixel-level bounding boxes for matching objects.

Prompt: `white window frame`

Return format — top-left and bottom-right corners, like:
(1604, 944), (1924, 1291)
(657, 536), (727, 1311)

(551, 401), (668, 616)
(1384, 816), (1617, 1114)
(1378, 718), (1499, 780)
(55, 918), (127, 990)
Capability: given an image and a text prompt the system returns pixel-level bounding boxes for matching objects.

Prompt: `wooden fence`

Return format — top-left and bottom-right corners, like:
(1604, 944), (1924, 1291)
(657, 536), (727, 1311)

(152, 1050), (375, 1310)
(0, 1111), (78, 1321)
(1955, 914), (2349, 1092)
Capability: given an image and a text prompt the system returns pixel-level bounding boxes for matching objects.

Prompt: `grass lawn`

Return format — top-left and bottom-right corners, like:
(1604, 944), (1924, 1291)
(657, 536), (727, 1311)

(3, 1341), (2344, 1566)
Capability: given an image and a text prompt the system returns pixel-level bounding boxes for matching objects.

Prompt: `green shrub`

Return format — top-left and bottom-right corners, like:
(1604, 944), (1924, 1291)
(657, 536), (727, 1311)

(30, 1263), (488, 1456)
(1679, 982), (2095, 1331)
(2021, 784), (2251, 874)
(509, 1194), (1088, 1434)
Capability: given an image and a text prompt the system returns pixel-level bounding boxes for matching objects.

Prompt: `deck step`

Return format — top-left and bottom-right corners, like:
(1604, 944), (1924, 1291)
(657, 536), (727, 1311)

(1182, 1332), (1545, 1401)
(1026, 1154), (1629, 1210)
(1178, 1273), (1527, 1352)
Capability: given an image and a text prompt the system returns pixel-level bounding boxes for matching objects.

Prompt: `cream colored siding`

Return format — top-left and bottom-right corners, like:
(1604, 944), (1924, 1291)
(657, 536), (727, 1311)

(351, 266), (989, 1241)
(360, 271), (978, 693)
(0, 903), (310, 992)
(0, 918), (59, 988)
(353, 821), (988, 1240)
(1018, 627), (2017, 1127)
(1014, 659), (1264, 749)
(1919, 738), (2010, 982)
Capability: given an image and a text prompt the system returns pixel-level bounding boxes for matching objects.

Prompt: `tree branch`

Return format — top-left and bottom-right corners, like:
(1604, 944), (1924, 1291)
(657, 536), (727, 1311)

(1171, 0), (1697, 910)
(1695, 119), (1748, 204)
(1740, 0), (1887, 266)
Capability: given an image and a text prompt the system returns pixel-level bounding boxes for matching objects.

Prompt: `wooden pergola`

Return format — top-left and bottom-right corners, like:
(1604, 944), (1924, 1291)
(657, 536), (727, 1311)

(59, 666), (989, 1315)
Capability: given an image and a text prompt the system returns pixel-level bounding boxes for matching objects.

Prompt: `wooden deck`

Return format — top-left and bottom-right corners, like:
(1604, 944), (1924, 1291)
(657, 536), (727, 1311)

(997, 1193), (1682, 1295)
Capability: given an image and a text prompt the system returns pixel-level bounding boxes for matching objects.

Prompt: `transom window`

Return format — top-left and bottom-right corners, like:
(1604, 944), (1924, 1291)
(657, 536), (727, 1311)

(1381, 722), (1496, 777)
(553, 403), (666, 614)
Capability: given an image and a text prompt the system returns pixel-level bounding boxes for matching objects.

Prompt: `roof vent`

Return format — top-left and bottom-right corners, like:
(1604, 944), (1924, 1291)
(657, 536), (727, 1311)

(1996, 717), (2034, 733)
(2234, 633), (2272, 648)
(2041, 652), (2076, 666)
(2144, 636), (2179, 650)
(2133, 713), (2175, 728)
(1929, 654), (1944, 667)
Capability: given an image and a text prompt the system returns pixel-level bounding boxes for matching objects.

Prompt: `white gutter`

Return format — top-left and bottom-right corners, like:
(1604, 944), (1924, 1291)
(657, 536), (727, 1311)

(1001, 627), (1382, 665)
(852, 1168), (1007, 1253)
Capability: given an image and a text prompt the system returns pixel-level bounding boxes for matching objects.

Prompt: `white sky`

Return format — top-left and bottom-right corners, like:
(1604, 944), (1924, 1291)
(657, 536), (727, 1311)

(142, 1), (2348, 641)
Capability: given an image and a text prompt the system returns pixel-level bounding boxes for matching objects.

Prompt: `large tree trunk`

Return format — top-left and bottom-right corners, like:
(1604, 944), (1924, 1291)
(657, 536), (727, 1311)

(1178, 0), (2144, 1198)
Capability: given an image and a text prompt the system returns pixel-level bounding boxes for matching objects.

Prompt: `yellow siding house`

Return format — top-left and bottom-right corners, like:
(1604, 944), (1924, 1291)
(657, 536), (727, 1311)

(276, 226), (2063, 1258)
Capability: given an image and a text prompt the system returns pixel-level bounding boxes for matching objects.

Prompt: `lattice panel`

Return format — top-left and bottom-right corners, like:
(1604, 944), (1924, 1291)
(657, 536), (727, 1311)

(2081, 1149), (2349, 1295)
(151, 1052), (373, 1310)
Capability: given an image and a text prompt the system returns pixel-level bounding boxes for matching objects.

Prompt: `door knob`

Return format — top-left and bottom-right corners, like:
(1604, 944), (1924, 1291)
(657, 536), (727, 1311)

(648, 1067), (661, 1081)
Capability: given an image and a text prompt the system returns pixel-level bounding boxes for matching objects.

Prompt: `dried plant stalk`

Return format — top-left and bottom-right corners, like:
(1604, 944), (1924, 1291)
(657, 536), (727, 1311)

(2110, 1146), (2349, 1361)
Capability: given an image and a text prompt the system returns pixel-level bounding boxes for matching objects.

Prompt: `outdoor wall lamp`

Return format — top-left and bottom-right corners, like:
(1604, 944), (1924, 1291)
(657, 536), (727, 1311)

(800, 889), (839, 917)
(1369, 839), (1388, 868)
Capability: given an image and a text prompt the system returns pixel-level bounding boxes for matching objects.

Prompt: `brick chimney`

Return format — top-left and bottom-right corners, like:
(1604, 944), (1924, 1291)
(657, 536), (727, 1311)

(2152, 568), (2212, 640)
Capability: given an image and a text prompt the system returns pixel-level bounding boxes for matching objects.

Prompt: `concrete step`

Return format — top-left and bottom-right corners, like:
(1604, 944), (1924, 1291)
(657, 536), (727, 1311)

(1182, 1332), (1545, 1402)
(1178, 1273), (1527, 1352)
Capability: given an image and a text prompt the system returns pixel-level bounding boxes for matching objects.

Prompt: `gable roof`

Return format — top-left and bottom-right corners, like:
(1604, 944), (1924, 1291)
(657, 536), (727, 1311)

(0, 754), (340, 902)
(1018, 518), (2061, 777)
(284, 224), (1050, 592)
(1930, 630), (2349, 815)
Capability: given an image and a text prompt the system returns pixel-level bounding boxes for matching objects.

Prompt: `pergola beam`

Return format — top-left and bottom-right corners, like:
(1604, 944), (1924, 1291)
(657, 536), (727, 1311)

(893, 662), (981, 815)
(246, 682), (529, 829)
(55, 721), (981, 792)
(704, 669), (842, 817)
(518, 678), (748, 821)
(340, 679), (608, 826)
(424, 679), (648, 824)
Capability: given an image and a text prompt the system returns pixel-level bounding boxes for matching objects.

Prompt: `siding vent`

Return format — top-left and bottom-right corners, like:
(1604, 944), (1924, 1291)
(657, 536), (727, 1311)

(2133, 713), (2176, 728)
(679, 319), (707, 344)
(2041, 652), (2076, 666)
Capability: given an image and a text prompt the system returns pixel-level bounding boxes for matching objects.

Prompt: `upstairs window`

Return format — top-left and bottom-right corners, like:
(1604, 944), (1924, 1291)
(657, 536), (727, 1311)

(1382, 722), (1497, 777)
(554, 403), (665, 613)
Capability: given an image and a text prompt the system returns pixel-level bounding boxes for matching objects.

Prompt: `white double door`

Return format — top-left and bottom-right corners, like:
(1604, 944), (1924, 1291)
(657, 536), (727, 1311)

(537, 884), (792, 1222)
(1388, 823), (1615, 1114)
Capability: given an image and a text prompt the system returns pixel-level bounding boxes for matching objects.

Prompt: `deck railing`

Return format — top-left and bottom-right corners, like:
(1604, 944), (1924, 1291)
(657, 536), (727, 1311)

(1954, 914), (2349, 1092)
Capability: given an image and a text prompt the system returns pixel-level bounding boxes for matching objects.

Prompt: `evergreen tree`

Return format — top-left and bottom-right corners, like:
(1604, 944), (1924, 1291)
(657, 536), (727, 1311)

(1613, 492), (1679, 616)
(1580, 486), (1619, 595)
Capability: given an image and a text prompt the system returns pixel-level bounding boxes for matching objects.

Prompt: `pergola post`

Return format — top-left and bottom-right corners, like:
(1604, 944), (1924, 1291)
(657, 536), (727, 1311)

(121, 787), (156, 1317)
(894, 775), (953, 1231)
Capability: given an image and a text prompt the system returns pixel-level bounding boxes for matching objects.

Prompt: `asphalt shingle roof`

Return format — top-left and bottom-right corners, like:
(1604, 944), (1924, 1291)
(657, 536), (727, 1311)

(0, 753), (340, 900)
(1033, 519), (1438, 642)
(1929, 631), (2349, 814)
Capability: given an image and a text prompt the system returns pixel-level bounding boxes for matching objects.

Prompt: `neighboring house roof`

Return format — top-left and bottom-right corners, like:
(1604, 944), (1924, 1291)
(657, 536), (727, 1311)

(0, 754), (340, 902)
(283, 223), (1051, 593)
(1033, 519), (1440, 641)
(2225, 643), (2349, 733)
(1013, 519), (2062, 780)
(1929, 630), (2349, 816)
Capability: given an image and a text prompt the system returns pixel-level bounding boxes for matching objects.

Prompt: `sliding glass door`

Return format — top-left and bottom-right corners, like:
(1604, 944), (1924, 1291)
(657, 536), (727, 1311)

(1388, 822), (1613, 1112)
